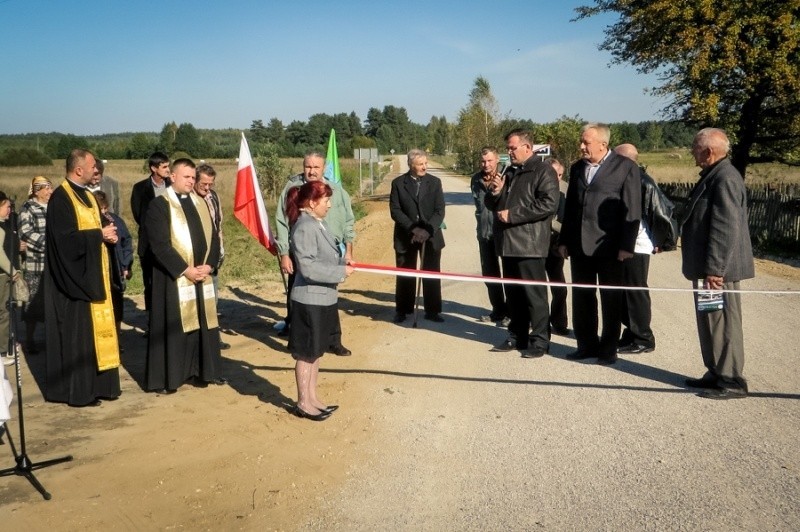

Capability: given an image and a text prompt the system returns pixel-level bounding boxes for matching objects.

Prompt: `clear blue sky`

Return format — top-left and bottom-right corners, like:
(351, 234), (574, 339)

(1, 0), (666, 135)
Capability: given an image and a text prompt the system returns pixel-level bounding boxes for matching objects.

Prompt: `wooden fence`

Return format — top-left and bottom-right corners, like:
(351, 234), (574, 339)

(661, 183), (800, 252)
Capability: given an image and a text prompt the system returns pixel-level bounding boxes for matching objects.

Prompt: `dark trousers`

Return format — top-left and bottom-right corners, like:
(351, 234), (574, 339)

(545, 250), (568, 330)
(502, 256), (549, 350)
(570, 255), (624, 357)
(477, 238), (506, 317)
(140, 251), (154, 312)
(395, 244), (441, 315)
(621, 253), (655, 347)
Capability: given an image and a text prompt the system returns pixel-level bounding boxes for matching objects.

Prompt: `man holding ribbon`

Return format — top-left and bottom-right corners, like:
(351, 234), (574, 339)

(144, 158), (223, 395)
(44, 149), (121, 407)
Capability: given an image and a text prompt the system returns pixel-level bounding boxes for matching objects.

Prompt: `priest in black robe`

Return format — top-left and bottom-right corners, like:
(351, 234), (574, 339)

(44, 149), (121, 407)
(144, 158), (223, 394)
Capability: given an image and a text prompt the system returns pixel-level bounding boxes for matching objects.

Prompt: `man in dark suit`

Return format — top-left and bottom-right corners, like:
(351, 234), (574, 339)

(485, 130), (559, 358)
(389, 149), (445, 323)
(194, 163), (230, 350)
(682, 128), (754, 400)
(130, 151), (170, 314)
(558, 123), (641, 365)
(88, 159), (121, 215)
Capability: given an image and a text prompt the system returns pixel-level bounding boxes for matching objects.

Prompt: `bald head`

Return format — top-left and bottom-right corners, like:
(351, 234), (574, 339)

(614, 143), (639, 163)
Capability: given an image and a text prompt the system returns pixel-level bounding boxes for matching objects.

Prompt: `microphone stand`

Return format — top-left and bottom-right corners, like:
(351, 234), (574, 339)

(0, 198), (72, 500)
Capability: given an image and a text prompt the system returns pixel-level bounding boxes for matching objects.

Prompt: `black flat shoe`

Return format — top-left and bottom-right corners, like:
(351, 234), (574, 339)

(617, 343), (655, 354)
(698, 387), (747, 400)
(393, 313), (407, 323)
(424, 313), (445, 323)
(597, 354), (618, 365)
(74, 399), (102, 408)
(293, 406), (331, 421)
(329, 345), (352, 356)
(490, 339), (516, 352)
(210, 377), (228, 385)
(685, 377), (720, 389)
(154, 388), (177, 395)
(323, 405), (339, 413)
(566, 349), (595, 360)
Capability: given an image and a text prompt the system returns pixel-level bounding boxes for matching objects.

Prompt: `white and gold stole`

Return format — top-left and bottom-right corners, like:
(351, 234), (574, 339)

(164, 188), (218, 332)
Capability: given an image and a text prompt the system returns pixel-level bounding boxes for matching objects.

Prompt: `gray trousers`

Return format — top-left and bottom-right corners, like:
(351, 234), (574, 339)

(693, 280), (747, 390)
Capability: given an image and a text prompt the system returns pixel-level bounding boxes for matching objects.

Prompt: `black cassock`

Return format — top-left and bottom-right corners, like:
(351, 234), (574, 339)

(44, 181), (120, 406)
(144, 194), (221, 391)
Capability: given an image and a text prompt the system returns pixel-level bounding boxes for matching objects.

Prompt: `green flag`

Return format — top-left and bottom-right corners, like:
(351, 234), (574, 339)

(324, 128), (341, 184)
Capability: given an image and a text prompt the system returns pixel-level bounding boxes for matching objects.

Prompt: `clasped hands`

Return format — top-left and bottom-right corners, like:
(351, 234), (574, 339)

(411, 227), (430, 244)
(184, 264), (213, 283)
(101, 224), (118, 244)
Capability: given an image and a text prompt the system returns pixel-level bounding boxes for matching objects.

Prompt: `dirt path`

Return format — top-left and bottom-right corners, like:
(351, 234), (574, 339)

(3, 159), (800, 530)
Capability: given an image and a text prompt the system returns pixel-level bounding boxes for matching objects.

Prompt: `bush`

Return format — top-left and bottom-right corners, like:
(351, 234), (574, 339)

(0, 148), (53, 166)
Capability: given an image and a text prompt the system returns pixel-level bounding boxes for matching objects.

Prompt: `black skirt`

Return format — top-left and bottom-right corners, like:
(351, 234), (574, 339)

(288, 300), (341, 362)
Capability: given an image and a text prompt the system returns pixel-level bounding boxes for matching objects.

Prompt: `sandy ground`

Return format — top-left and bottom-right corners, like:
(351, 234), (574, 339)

(2, 159), (800, 530)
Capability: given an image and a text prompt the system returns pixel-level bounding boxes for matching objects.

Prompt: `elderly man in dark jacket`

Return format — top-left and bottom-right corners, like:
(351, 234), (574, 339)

(558, 123), (642, 365)
(485, 130), (559, 358)
(390, 149), (446, 323)
(682, 128), (754, 400)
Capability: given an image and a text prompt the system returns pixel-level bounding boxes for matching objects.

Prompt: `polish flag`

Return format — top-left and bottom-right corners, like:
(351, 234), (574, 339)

(234, 133), (277, 255)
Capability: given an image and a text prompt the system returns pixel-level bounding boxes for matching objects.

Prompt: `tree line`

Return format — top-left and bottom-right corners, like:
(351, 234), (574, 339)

(0, 111), (692, 169)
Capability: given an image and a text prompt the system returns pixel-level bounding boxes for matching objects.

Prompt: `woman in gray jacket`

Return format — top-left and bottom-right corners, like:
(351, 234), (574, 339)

(286, 180), (354, 421)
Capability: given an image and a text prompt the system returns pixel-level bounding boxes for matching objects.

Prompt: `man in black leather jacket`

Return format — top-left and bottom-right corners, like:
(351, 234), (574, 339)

(485, 130), (559, 358)
(614, 144), (678, 354)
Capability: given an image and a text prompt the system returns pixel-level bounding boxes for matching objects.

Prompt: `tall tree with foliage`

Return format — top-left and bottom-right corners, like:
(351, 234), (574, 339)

(455, 76), (501, 172)
(575, 1), (800, 176)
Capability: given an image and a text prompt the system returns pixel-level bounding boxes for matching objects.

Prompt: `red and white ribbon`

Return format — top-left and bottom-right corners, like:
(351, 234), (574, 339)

(352, 262), (799, 295)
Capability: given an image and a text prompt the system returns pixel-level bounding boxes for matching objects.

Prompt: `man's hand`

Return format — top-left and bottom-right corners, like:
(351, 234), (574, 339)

(102, 224), (118, 244)
(280, 254), (294, 275)
(617, 250), (634, 261)
(183, 264), (212, 283)
(558, 245), (569, 259)
(496, 209), (510, 223)
(411, 227), (430, 243)
(705, 275), (724, 290)
(488, 173), (506, 195)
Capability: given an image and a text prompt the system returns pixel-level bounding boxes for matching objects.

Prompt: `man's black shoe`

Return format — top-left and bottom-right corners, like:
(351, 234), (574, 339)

(424, 313), (445, 323)
(617, 343), (655, 354)
(520, 347), (547, 359)
(393, 313), (407, 323)
(329, 345), (352, 356)
(277, 326), (290, 337)
(490, 339), (516, 352)
(699, 387), (747, 400)
(597, 354), (618, 365)
(551, 325), (570, 337)
(566, 349), (595, 360)
(685, 376), (720, 389)
(220, 341), (232, 350)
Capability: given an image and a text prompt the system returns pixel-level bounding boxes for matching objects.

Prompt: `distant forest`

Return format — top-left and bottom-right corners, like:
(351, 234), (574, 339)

(0, 108), (695, 170)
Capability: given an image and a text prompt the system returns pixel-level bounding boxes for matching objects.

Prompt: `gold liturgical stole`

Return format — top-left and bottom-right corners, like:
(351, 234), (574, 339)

(164, 188), (218, 333)
(61, 180), (120, 371)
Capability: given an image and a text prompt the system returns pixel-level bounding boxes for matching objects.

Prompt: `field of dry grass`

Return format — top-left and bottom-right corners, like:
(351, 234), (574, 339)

(0, 157), (381, 294)
(639, 150), (800, 185)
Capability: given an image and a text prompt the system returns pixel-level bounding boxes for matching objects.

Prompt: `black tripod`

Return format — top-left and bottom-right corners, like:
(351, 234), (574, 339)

(0, 198), (72, 500)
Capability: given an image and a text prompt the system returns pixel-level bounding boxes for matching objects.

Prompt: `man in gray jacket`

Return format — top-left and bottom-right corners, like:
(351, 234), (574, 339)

(485, 130), (559, 358)
(682, 128), (754, 399)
